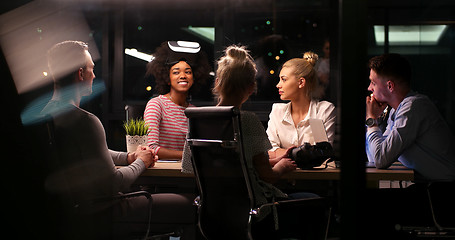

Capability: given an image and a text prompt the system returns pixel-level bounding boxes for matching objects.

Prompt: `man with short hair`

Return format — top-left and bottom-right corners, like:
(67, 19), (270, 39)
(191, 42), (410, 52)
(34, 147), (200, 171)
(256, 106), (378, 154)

(42, 41), (194, 238)
(364, 53), (455, 239)
(365, 53), (455, 182)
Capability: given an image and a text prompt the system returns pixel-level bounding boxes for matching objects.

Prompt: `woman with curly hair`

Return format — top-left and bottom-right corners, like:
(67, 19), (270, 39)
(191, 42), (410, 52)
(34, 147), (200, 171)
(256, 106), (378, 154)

(144, 41), (210, 160)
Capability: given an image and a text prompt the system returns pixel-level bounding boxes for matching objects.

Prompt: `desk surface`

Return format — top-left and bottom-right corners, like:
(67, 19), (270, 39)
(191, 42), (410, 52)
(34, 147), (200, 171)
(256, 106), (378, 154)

(138, 161), (414, 182)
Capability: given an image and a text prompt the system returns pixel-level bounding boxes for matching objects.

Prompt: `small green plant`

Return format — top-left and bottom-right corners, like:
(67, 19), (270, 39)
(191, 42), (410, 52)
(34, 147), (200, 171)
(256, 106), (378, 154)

(123, 118), (150, 136)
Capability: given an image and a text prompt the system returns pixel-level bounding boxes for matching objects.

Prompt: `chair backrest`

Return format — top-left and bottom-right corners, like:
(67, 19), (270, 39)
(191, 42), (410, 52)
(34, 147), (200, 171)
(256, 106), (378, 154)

(125, 103), (147, 120)
(185, 106), (255, 240)
(26, 115), (59, 176)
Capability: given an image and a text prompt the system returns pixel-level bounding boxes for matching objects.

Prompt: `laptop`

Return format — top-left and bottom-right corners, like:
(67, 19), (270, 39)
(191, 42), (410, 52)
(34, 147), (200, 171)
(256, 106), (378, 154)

(309, 118), (329, 143)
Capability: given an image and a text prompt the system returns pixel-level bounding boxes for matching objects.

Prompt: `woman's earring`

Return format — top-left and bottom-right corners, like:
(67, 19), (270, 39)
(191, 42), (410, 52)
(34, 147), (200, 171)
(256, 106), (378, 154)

(299, 79), (305, 88)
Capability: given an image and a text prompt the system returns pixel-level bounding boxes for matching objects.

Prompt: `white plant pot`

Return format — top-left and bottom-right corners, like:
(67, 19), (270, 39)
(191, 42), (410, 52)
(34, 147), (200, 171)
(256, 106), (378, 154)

(126, 135), (148, 153)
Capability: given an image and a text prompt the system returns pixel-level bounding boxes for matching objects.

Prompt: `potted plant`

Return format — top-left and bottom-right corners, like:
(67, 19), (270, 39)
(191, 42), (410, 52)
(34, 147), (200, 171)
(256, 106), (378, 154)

(123, 118), (150, 153)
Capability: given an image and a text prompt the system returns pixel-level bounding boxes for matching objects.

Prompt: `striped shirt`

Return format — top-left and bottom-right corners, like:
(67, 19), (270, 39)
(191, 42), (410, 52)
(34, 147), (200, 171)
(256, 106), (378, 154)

(144, 95), (193, 155)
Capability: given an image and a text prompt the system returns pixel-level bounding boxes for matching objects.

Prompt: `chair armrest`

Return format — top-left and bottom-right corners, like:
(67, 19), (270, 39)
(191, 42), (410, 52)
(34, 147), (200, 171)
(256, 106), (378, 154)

(251, 197), (330, 216)
(187, 139), (237, 148)
(112, 191), (152, 200)
(275, 196), (330, 207)
(88, 190), (152, 204)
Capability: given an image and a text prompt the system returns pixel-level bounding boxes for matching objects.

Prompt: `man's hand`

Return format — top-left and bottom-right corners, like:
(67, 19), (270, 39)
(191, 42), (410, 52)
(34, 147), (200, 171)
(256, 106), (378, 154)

(366, 94), (387, 120)
(131, 145), (158, 168)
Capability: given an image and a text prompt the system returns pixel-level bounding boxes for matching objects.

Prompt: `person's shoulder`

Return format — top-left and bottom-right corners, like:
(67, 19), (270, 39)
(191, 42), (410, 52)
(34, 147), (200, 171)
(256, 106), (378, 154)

(271, 102), (288, 109)
(241, 110), (257, 118)
(270, 102), (289, 114)
(315, 100), (335, 110)
(241, 111), (266, 134)
(406, 93), (440, 113)
(402, 92), (432, 108)
(74, 107), (100, 124)
(53, 105), (101, 132)
(241, 111), (261, 124)
(146, 95), (167, 109)
(313, 100), (336, 116)
(147, 95), (166, 104)
(410, 93), (431, 103)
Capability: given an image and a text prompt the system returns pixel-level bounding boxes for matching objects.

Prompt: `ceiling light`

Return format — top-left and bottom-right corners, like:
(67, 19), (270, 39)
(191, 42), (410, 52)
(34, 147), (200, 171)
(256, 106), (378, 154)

(374, 25), (448, 46)
(124, 48), (154, 62)
(182, 26), (215, 43)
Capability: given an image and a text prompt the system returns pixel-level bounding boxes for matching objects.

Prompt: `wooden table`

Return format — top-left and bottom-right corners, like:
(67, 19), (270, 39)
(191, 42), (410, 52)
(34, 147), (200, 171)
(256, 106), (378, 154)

(139, 161), (414, 182)
(139, 161), (194, 178)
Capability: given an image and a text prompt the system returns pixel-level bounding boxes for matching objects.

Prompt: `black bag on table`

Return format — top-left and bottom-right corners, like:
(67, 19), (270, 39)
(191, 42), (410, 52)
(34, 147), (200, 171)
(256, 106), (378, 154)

(289, 142), (335, 170)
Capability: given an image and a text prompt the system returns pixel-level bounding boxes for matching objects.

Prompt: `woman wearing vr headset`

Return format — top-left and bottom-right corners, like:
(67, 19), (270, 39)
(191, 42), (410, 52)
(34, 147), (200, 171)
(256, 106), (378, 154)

(144, 41), (210, 160)
(266, 52), (336, 164)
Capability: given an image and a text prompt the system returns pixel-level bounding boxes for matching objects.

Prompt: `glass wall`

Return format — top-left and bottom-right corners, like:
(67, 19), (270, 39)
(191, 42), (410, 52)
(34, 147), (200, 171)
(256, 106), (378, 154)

(122, 0), (338, 104)
(2, 0), (455, 238)
(367, 1), (455, 131)
(2, 0), (453, 157)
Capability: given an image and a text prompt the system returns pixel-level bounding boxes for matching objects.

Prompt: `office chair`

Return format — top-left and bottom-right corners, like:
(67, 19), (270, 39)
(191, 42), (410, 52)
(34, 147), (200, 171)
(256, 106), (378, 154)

(27, 114), (189, 240)
(125, 103), (147, 120)
(185, 106), (331, 240)
(396, 181), (455, 239)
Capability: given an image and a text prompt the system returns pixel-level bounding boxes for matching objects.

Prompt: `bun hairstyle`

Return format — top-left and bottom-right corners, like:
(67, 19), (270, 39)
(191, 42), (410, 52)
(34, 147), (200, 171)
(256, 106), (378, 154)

(281, 51), (323, 100)
(213, 45), (257, 102)
(303, 51), (319, 67)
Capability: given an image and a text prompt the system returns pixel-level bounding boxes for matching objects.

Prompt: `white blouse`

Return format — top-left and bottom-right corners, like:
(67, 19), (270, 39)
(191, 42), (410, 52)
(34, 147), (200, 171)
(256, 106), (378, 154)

(266, 100), (336, 151)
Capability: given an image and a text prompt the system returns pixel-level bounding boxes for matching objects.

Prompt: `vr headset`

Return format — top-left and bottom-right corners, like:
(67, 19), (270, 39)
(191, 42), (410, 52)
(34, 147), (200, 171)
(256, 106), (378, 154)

(165, 41), (201, 67)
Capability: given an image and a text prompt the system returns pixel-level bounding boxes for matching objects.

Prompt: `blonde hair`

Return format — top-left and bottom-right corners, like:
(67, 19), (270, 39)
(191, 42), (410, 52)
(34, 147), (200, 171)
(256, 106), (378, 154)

(213, 45), (257, 102)
(282, 51), (323, 99)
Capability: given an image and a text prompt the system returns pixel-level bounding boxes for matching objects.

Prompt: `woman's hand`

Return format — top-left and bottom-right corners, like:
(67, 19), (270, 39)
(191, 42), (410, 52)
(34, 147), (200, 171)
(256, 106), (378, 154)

(269, 146), (295, 166)
(273, 157), (297, 175)
(269, 146), (297, 175)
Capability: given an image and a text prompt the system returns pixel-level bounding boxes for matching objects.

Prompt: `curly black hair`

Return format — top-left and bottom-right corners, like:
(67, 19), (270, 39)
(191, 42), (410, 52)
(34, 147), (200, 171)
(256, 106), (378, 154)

(146, 41), (211, 95)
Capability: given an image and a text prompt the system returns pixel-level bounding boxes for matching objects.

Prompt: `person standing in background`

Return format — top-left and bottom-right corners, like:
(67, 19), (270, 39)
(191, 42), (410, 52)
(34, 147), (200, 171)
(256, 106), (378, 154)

(315, 39), (330, 95)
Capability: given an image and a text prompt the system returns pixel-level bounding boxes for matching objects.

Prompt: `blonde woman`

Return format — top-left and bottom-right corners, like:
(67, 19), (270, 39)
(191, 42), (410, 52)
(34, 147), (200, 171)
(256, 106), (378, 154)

(183, 45), (296, 184)
(267, 52), (336, 163)
(182, 45), (321, 239)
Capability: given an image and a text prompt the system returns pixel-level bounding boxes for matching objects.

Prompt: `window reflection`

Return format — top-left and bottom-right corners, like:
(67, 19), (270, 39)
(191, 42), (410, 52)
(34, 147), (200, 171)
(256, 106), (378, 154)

(123, 1), (337, 103)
